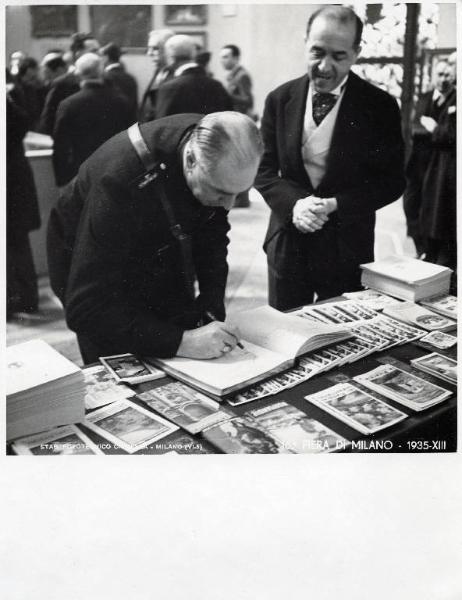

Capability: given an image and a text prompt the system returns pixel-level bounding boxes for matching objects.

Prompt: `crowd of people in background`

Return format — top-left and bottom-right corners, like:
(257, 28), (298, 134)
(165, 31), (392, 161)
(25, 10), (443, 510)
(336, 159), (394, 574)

(5, 11), (457, 324)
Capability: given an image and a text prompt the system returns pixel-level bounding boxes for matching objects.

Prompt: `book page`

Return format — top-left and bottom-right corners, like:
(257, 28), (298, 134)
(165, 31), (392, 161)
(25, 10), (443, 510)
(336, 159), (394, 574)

(228, 305), (343, 358)
(155, 341), (290, 395)
(361, 255), (451, 283)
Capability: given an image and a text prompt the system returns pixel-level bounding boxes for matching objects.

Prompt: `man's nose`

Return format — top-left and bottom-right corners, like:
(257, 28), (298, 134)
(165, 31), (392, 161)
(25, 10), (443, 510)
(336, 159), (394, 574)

(318, 55), (333, 72)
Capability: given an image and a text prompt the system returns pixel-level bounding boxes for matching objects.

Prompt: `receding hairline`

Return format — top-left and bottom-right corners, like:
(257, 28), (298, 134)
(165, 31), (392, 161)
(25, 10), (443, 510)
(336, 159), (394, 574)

(307, 6), (363, 48)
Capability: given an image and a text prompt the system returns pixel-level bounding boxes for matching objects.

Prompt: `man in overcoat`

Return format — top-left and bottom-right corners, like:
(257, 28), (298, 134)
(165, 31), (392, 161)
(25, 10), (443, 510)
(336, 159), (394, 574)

(47, 112), (262, 364)
(255, 6), (405, 310)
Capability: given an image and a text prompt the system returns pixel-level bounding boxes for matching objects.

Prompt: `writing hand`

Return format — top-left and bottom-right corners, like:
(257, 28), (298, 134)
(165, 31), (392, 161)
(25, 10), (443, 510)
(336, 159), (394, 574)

(177, 321), (242, 359)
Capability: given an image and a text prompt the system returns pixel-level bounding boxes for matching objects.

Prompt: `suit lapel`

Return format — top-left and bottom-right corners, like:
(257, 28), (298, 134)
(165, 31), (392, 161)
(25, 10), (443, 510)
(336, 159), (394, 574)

(284, 75), (310, 179)
(320, 72), (363, 193)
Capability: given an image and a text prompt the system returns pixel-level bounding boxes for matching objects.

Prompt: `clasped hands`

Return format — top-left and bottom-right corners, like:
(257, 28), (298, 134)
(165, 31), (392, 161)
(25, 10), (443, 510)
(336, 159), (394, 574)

(292, 195), (337, 234)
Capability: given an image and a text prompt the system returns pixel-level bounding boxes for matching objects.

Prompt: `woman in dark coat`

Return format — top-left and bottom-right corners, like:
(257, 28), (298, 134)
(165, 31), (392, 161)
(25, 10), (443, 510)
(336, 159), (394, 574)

(6, 71), (41, 316)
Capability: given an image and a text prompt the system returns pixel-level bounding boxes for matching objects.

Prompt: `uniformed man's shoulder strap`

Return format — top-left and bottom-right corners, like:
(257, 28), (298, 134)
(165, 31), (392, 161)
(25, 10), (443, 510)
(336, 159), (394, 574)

(128, 122), (166, 189)
(127, 122), (196, 301)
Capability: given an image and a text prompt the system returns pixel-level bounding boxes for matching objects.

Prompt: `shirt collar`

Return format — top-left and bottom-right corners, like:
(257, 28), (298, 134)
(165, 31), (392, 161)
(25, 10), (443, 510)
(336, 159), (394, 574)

(105, 63), (121, 72)
(174, 62), (198, 77)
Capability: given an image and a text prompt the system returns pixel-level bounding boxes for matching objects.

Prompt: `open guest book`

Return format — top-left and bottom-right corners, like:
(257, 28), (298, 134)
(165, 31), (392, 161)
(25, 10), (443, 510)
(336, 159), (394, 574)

(147, 306), (351, 397)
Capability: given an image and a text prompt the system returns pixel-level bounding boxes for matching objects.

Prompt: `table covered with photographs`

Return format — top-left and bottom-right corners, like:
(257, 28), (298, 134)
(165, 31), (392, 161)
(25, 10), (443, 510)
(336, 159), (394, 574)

(8, 293), (457, 456)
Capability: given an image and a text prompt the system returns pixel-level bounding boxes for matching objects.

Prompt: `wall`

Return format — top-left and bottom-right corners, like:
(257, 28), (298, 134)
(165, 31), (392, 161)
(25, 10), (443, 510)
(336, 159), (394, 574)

(6, 3), (457, 115)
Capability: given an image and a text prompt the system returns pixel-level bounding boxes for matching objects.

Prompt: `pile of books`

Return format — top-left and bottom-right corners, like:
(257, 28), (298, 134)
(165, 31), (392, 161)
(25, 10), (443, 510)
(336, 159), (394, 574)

(6, 339), (85, 440)
(360, 255), (452, 301)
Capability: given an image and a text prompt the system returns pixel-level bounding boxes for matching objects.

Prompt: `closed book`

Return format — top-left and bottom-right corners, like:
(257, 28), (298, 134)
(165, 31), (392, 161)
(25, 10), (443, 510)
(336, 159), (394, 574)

(7, 340), (85, 440)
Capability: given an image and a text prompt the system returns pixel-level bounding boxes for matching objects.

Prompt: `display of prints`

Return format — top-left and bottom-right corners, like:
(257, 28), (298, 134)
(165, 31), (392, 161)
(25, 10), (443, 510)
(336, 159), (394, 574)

(354, 364), (452, 411)
(246, 402), (347, 453)
(137, 381), (231, 434)
(305, 383), (407, 435)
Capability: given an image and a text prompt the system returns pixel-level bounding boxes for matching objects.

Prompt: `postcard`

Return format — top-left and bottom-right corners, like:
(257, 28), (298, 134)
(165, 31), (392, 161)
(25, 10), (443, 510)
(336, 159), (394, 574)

(83, 399), (178, 453)
(246, 401), (348, 453)
(354, 364), (452, 411)
(410, 353), (457, 385)
(100, 353), (165, 385)
(418, 331), (457, 350)
(136, 381), (232, 434)
(202, 417), (289, 454)
(83, 365), (135, 410)
(305, 383), (407, 435)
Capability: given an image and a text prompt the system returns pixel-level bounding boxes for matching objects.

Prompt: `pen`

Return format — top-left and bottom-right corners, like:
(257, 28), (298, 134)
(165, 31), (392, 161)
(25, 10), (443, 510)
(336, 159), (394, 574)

(205, 311), (245, 350)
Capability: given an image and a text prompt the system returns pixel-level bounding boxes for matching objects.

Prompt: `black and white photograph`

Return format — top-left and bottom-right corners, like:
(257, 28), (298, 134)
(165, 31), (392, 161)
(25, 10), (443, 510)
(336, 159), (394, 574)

(2, 2), (460, 597)
(305, 382), (408, 435)
(83, 399), (178, 453)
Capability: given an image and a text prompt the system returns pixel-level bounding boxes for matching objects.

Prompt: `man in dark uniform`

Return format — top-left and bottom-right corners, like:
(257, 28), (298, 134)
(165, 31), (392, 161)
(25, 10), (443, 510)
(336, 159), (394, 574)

(255, 6), (405, 310)
(139, 29), (174, 122)
(47, 112), (262, 364)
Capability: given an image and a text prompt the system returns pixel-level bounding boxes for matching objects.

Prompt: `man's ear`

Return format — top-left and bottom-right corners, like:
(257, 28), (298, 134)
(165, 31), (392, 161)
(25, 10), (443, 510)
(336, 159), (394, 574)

(185, 147), (197, 171)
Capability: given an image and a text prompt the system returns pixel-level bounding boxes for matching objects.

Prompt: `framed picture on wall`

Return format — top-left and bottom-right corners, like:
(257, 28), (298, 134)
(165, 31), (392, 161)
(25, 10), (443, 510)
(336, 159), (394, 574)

(30, 6), (77, 38)
(90, 5), (152, 51)
(165, 5), (208, 26)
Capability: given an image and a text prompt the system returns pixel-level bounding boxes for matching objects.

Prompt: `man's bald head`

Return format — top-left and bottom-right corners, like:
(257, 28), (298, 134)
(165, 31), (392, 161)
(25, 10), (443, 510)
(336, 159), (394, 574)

(74, 53), (103, 80)
(164, 34), (197, 67)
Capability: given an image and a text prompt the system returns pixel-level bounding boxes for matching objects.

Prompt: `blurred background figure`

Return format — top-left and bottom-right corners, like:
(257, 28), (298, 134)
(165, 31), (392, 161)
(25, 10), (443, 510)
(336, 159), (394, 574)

(100, 42), (138, 123)
(220, 44), (255, 117)
(6, 70), (41, 318)
(14, 57), (47, 130)
(52, 52), (133, 187)
(196, 48), (212, 77)
(220, 43), (255, 208)
(155, 34), (232, 118)
(41, 52), (67, 86)
(403, 59), (454, 257)
(9, 50), (26, 76)
(419, 52), (457, 289)
(139, 28), (174, 122)
(39, 32), (100, 134)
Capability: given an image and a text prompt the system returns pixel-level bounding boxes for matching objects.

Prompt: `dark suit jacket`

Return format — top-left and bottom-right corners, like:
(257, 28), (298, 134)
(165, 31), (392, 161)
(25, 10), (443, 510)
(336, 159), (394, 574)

(52, 81), (133, 186)
(39, 71), (80, 135)
(420, 87), (456, 242)
(47, 114), (230, 360)
(139, 67), (173, 122)
(155, 66), (232, 119)
(226, 65), (254, 114)
(103, 63), (138, 122)
(404, 88), (454, 238)
(255, 71), (405, 282)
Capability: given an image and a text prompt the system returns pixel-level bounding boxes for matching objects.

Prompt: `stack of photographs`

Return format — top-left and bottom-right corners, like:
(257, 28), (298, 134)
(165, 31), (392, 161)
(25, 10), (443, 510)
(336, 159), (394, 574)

(354, 364), (452, 411)
(410, 353), (457, 385)
(136, 381), (232, 434)
(342, 289), (401, 311)
(296, 299), (379, 324)
(420, 294), (458, 320)
(82, 399), (178, 453)
(229, 313), (425, 406)
(305, 382), (407, 435)
(11, 425), (103, 456)
(202, 417), (290, 454)
(383, 302), (456, 332)
(245, 401), (348, 453)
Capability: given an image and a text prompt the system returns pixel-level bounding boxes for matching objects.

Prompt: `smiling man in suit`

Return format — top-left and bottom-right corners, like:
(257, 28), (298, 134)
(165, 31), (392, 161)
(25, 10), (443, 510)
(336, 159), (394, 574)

(256, 5), (405, 310)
